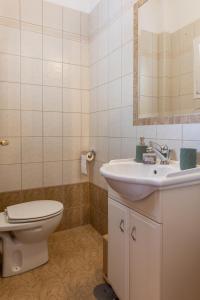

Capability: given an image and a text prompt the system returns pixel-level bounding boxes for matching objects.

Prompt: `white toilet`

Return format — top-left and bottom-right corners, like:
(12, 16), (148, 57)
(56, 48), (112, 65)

(0, 200), (63, 277)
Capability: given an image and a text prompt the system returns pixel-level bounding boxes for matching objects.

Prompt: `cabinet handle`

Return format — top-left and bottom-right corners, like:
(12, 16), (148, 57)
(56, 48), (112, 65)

(131, 226), (136, 241)
(119, 219), (125, 232)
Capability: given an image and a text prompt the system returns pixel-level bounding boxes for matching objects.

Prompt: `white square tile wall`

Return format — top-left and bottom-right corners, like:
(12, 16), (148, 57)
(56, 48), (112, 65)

(0, 0), (89, 192)
(89, 0), (200, 190)
(1, 0), (200, 193)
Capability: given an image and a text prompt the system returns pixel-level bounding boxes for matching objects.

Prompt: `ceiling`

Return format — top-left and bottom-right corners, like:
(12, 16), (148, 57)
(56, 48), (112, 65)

(46, 0), (100, 13)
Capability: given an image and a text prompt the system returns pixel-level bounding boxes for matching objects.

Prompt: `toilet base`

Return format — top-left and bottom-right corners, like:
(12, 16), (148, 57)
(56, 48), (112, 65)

(0, 232), (48, 277)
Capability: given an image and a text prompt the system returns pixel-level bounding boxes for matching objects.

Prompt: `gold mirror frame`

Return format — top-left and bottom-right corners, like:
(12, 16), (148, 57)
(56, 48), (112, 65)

(133, 0), (200, 125)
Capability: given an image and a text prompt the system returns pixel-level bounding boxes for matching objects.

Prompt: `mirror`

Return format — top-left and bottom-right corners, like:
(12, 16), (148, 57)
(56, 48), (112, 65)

(134, 0), (200, 125)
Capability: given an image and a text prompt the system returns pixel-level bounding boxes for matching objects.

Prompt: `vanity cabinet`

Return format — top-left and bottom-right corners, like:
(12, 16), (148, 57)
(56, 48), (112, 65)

(108, 184), (200, 300)
(108, 198), (161, 300)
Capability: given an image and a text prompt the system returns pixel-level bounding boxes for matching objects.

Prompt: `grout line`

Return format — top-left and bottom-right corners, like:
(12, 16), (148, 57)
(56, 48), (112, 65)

(61, 6), (64, 186)
(41, 0), (45, 188)
(19, 0), (22, 192)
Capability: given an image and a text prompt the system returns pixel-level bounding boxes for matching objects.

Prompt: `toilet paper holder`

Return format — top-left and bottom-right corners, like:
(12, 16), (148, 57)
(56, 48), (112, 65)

(86, 150), (96, 162)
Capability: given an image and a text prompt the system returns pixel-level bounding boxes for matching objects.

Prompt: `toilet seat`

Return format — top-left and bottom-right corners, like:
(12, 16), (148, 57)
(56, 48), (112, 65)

(5, 200), (64, 224)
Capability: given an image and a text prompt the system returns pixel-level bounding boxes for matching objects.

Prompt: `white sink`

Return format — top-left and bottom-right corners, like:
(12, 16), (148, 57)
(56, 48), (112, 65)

(100, 159), (200, 201)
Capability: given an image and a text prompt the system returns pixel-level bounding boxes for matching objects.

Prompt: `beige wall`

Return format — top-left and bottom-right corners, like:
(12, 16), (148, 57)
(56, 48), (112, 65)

(0, 0), (90, 193)
(89, 0), (200, 190)
(1, 0), (200, 194)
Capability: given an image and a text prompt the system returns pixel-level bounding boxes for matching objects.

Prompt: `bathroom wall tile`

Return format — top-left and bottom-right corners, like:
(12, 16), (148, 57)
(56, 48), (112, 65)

(0, 110), (20, 136)
(122, 74), (133, 106)
(63, 88), (81, 112)
(43, 112), (62, 137)
(121, 138), (136, 159)
(63, 184), (81, 208)
(109, 138), (121, 160)
(0, 0), (90, 196)
(0, 54), (20, 82)
(21, 84), (42, 110)
(22, 187), (45, 202)
(63, 113), (82, 137)
(21, 111), (42, 136)
(43, 61), (62, 87)
(183, 124), (200, 141)
(109, 0), (122, 20)
(43, 86), (62, 112)
(122, 41), (133, 76)
(21, 0), (43, 26)
(157, 124), (182, 140)
(0, 82), (20, 110)
(65, 207), (81, 229)
(22, 163), (43, 190)
(0, 25), (20, 55)
(108, 48), (121, 81)
(122, 8), (133, 44)
(63, 137), (81, 160)
(63, 39), (81, 65)
(94, 137), (109, 162)
(44, 161), (62, 187)
(81, 13), (89, 37)
(43, 35), (62, 62)
(44, 185), (63, 202)
(98, 111), (108, 137)
(81, 90), (90, 113)
(182, 140), (200, 153)
(82, 114), (90, 137)
(136, 125), (157, 140)
(108, 78), (122, 109)
(0, 137), (21, 164)
(108, 18), (122, 53)
(22, 137), (43, 163)
(63, 160), (81, 185)
(81, 67), (90, 89)
(21, 29), (42, 59)
(108, 109), (121, 137)
(0, 190), (23, 211)
(97, 57), (108, 85)
(81, 40), (89, 67)
(63, 64), (81, 89)
(0, 164), (21, 193)
(96, 84), (108, 111)
(98, 30), (108, 59)
(21, 57), (42, 85)
(0, 0), (20, 20)
(63, 7), (80, 34)
(44, 137), (62, 162)
(121, 106), (136, 138)
(43, 1), (62, 30)
(81, 136), (89, 152)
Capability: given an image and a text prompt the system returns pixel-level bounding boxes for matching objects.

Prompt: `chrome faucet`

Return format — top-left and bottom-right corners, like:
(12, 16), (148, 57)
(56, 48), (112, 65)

(147, 141), (171, 165)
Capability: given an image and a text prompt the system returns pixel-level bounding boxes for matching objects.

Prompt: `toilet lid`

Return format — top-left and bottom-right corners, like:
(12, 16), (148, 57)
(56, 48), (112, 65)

(5, 200), (64, 223)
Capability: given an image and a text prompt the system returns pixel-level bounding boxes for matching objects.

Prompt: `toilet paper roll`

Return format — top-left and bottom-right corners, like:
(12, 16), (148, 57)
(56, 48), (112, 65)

(86, 151), (95, 162)
(81, 154), (88, 175)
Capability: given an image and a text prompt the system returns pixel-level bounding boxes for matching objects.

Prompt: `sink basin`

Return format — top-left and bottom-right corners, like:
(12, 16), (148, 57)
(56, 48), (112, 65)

(100, 159), (200, 201)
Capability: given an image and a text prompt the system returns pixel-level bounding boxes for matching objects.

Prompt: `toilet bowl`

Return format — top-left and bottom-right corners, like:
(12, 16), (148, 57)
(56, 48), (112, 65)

(0, 200), (63, 277)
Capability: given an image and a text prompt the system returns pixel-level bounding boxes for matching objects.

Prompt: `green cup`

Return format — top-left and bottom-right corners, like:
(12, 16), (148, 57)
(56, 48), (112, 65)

(180, 148), (197, 170)
(136, 145), (148, 163)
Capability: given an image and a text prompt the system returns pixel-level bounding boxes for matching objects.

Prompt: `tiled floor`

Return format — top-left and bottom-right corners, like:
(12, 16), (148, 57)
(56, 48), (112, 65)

(0, 225), (104, 300)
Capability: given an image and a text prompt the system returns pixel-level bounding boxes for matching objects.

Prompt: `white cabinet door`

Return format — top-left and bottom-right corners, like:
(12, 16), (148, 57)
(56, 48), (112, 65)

(129, 211), (162, 300)
(108, 198), (129, 300)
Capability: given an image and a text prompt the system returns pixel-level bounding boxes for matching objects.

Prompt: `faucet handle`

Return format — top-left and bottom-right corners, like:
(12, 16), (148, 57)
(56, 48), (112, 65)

(161, 144), (171, 159)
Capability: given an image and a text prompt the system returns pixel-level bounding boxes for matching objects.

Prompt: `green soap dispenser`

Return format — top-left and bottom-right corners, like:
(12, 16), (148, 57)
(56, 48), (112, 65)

(135, 137), (148, 163)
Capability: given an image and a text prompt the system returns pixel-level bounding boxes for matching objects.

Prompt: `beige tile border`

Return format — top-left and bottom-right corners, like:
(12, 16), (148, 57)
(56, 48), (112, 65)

(133, 0), (200, 125)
